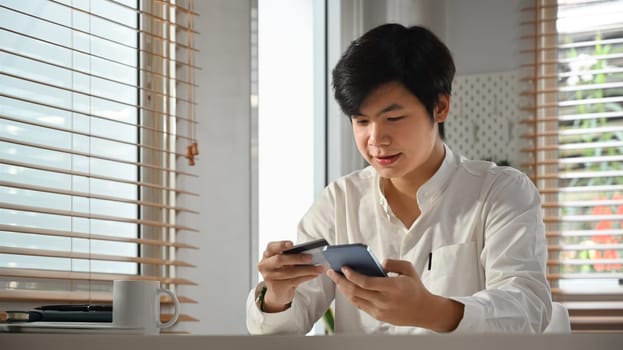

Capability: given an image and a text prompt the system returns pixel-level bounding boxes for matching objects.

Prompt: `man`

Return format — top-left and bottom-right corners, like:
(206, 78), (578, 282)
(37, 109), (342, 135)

(246, 23), (552, 334)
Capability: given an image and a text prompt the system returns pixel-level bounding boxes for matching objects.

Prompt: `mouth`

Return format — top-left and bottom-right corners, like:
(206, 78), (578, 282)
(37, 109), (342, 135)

(373, 153), (400, 166)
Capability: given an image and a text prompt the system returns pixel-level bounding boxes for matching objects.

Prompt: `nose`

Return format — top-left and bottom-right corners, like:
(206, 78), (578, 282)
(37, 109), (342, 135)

(368, 121), (390, 146)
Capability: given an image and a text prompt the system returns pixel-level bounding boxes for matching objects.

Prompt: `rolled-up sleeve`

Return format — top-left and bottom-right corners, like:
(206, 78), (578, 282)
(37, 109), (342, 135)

(246, 282), (307, 334)
(246, 272), (335, 335)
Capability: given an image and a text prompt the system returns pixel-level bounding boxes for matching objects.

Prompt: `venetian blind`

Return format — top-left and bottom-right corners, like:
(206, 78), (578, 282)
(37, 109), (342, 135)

(520, 0), (623, 332)
(0, 0), (200, 329)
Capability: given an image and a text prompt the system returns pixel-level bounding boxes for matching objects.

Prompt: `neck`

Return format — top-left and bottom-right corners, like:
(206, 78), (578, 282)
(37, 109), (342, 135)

(386, 141), (446, 197)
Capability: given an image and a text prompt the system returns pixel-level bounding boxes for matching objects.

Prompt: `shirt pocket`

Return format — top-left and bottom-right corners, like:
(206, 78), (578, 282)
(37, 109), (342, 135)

(420, 241), (481, 297)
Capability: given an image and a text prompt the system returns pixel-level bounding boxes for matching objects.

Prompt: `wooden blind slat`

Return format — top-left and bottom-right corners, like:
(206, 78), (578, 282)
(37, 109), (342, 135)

(0, 202), (199, 232)
(0, 113), (191, 159)
(0, 3), (199, 54)
(520, 37), (623, 52)
(0, 179), (199, 214)
(0, 246), (195, 267)
(522, 82), (623, 95)
(520, 126), (623, 138)
(548, 244), (623, 251)
(0, 136), (184, 173)
(543, 198), (623, 207)
(521, 111), (623, 123)
(543, 214), (623, 223)
(0, 158), (198, 195)
(161, 314), (199, 323)
(0, 290), (115, 303)
(0, 267), (197, 285)
(521, 140), (623, 152)
(0, 289), (197, 304)
(0, 224), (198, 249)
(0, 93), (196, 143)
(0, 29), (199, 87)
(0, 70), (198, 123)
(0, 48), (197, 105)
(536, 185), (623, 193)
(520, 96), (623, 109)
(547, 229), (623, 237)
(548, 272), (623, 280)
(548, 259), (623, 266)
(522, 156), (623, 168)
(521, 68), (623, 82)
(110, 0), (201, 21)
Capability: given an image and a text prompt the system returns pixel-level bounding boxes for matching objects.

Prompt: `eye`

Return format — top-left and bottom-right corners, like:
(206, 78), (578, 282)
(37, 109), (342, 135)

(355, 119), (369, 126)
(387, 116), (404, 122)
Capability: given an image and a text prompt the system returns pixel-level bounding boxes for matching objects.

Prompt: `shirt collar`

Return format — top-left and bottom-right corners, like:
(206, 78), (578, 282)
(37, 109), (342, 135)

(417, 143), (457, 206)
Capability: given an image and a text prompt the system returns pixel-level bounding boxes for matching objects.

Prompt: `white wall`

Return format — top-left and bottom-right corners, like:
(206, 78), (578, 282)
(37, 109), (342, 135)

(444, 0), (522, 75)
(385, 0), (446, 36)
(326, 0), (366, 182)
(356, 0), (523, 75)
(176, 0), (253, 335)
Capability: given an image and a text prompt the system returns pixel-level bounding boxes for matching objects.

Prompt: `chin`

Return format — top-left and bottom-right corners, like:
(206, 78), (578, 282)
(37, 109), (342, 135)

(373, 166), (402, 179)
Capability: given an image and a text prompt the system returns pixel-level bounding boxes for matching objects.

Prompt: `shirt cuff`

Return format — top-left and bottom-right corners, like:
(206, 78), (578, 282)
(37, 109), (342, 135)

(447, 296), (485, 333)
(246, 282), (300, 334)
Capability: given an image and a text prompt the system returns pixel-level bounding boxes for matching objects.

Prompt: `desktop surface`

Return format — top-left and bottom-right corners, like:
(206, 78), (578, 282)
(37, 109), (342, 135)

(1, 333), (622, 350)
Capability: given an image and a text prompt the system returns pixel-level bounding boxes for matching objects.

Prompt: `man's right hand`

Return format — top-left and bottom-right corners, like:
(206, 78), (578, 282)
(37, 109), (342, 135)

(257, 240), (325, 313)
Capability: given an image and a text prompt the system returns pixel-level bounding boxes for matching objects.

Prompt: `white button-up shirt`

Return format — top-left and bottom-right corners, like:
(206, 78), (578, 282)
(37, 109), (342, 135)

(247, 145), (552, 334)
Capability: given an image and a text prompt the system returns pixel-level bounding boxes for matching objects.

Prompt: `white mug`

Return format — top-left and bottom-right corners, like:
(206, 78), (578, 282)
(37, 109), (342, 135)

(112, 280), (180, 335)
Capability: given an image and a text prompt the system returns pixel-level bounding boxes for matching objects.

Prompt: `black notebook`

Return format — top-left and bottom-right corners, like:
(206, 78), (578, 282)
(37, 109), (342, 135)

(5, 309), (112, 323)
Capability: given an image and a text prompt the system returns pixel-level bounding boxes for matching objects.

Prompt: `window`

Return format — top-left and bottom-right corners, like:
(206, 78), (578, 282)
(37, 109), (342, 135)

(0, 0), (199, 330)
(521, 0), (623, 332)
(256, 0), (321, 275)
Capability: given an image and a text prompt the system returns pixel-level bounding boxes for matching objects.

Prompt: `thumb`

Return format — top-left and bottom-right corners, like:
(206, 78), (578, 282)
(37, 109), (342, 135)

(383, 259), (417, 277)
(264, 240), (293, 257)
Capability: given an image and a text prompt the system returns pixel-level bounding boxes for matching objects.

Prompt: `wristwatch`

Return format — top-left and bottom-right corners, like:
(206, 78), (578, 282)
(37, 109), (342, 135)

(255, 284), (268, 312)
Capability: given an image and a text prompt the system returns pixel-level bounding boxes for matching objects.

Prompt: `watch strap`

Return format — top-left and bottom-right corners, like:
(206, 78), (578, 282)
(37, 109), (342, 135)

(256, 285), (268, 312)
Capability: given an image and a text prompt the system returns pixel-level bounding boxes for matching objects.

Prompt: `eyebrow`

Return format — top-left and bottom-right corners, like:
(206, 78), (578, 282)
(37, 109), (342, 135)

(353, 103), (405, 118)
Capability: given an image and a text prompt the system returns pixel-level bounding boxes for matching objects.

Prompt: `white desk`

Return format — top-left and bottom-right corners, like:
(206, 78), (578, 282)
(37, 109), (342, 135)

(1, 334), (621, 350)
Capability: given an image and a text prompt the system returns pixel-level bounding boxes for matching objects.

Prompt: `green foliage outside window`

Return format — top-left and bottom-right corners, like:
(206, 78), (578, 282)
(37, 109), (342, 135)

(559, 32), (623, 274)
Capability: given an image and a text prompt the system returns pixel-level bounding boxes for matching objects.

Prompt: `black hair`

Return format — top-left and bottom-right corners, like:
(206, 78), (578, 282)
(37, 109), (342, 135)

(332, 23), (455, 139)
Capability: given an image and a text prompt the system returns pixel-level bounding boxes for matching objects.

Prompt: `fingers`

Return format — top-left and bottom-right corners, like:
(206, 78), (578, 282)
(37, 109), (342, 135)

(263, 250), (318, 269)
(289, 273), (324, 286)
(326, 259), (430, 326)
(261, 240), (325, 272)
(264, 264), (324, 281)
(350, 295), (377, 316)
(339, 267), (386, 291)
(259, 240), (324, 281)
(263, 240), (293, 257)
(327, 268), (386, 320)
(326, 269), (381, 300)
(383, 259), (417, 277)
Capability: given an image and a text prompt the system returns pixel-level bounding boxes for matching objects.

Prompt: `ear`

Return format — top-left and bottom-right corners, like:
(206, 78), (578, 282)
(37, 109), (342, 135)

(434, 94), (450, 123)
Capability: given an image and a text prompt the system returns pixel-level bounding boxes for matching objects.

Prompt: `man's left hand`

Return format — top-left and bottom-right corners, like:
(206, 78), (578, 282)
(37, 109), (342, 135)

(326, 258), (463, 331)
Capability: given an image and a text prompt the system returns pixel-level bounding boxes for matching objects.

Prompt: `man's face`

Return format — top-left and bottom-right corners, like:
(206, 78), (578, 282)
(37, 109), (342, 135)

(351, 81), (448, 180)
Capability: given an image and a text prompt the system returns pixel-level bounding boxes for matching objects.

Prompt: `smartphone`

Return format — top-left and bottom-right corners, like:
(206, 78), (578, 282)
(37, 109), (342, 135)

(322, 243), (387, 277)
(282, 238), (329, 265)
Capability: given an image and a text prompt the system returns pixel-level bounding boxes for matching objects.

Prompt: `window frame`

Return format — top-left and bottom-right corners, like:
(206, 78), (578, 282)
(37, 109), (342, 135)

(0, 0), (200, 331)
